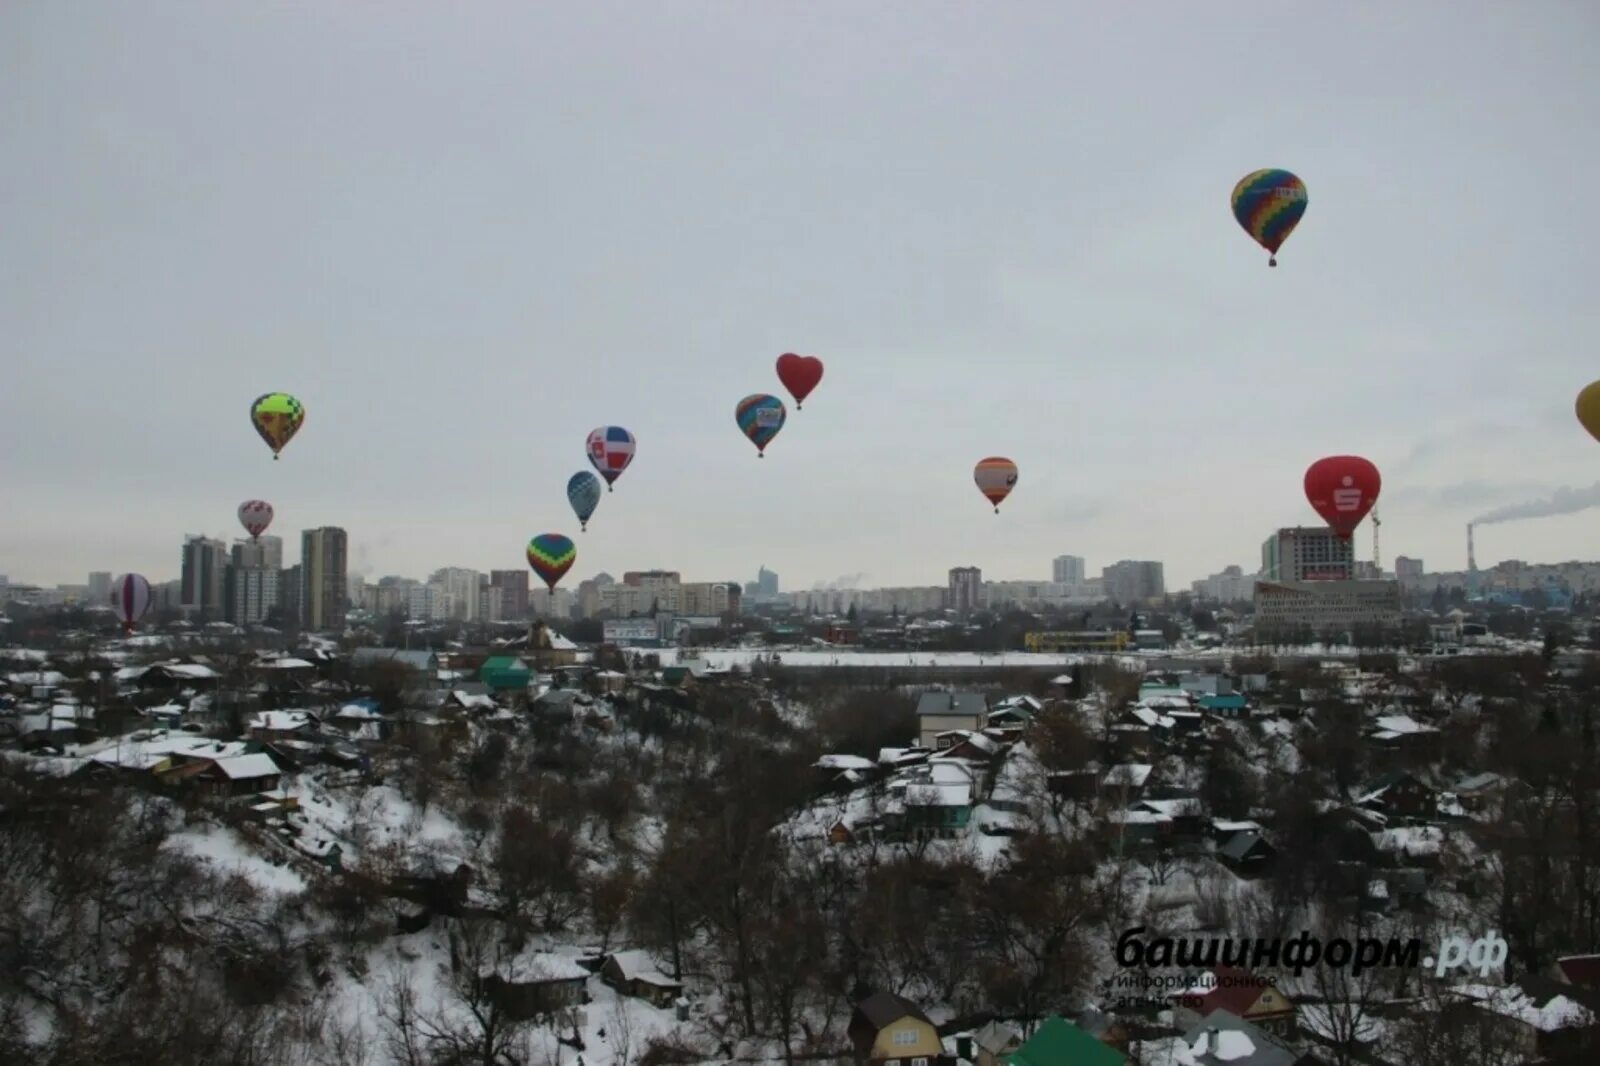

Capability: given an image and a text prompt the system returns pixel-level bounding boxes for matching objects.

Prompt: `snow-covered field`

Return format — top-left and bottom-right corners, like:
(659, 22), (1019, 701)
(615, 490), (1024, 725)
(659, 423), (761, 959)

(165, 824), (308, 895)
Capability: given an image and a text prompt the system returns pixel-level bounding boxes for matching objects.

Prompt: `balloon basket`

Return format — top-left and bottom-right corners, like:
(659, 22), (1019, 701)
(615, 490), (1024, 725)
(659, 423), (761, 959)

(1268, 257), (1277, 267)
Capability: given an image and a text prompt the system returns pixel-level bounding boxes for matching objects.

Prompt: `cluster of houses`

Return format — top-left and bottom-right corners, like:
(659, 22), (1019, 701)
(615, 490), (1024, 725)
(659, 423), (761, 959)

(841, 952), (1600, 1066)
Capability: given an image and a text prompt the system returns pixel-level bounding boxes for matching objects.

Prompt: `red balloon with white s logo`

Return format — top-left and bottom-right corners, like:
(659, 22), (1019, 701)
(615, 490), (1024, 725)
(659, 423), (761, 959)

(1304, 456), (1381, 539)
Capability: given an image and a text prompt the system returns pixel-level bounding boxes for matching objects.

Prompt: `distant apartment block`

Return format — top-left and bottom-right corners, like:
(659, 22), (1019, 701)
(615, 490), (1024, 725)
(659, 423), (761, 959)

(1102, 560), (1165, 604)
(300, 527), (348, 632)
(947, 567), (983, 614)
(1052, 555), (1086, 585)
(1261, 526), (1353, 582)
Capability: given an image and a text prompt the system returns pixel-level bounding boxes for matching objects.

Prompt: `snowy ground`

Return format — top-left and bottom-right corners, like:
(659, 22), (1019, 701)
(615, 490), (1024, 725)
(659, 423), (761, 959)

(165, 823), (308, 896)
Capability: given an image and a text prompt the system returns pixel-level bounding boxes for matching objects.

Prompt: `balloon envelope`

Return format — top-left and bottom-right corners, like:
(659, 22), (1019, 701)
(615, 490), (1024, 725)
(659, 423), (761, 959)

(111, 573), (152, 631)
(1232, 169), (1307, 264)
(1577, 381), (1600, 444)
(776, 353), (824, 409)
(586, 426), (636, 488)
(735, 394), (787, 455)
(238, 500), (274, 539)
(974, 457), (1019, 512)
(527, 533), (576, 591)
(567, 472), (602, 530)
(1304, 456), (1381, 539)
(251, 392), (305, 457)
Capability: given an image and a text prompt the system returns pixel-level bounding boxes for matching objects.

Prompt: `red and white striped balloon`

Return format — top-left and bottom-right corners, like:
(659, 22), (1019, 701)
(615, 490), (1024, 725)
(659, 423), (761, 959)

(238, 499), (274, 539)
(111, 573), (152, 633)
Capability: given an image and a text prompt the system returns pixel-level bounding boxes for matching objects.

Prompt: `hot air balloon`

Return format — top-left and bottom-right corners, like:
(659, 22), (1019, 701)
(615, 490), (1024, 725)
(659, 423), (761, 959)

(251, 392), (305, 459)
(111, 573), (152, 634)
(1577, 381), (1600, 444)
(238, 500), (274, 541)
(586, 426), (636, 492)
(567, 472), (602, 532)
(527, 533), (576, 591)
(1304, 455), (1381, 539)
(974, 457), (1019, 514)
(776, 353), (824, 410)
(735, 394), (787, 457)
(1232, 169), (1308, 267)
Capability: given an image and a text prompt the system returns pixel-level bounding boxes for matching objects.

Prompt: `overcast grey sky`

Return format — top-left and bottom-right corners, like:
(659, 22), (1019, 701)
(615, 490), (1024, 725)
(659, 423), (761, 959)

(4, 1), (1598, 591)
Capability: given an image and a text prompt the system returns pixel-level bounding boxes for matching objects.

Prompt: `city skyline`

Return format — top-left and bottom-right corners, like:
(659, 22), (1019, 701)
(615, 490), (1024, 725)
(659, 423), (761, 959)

(4, 4), (1598, 587)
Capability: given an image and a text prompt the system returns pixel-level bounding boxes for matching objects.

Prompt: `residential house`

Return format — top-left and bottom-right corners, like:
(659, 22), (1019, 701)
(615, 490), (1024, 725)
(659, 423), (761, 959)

(481, 953), (591, 1021)
(1004, 1016), (1126, 1066)
(349, 648), (440, 680)
(1217, 830), (1277, 875)
(1355, 771), (1438, 821)
(848, 991), (951, 1066)
(1199, 693), (1248, 717)
(192, 752), (285, 801)
(1452, 771), (1507, 813)
(1101, 763), (1154, 804)
(528, 622), (580, 670)
(893, 761), (976, 839)
(916, 691), (987, 749)
(1557, 954), (1600, 990)
(1171, 968), (1297, 1038)
(1171, 1009), (1308, 1066)
(478, 656), (532, 693)
(958, 1020), (1019, 1066)
(1452, 977), (1600, 1064)
(599, 950), (682, 1008)
(1366, 714), (1442, 763)
(247, 709), (319, 743)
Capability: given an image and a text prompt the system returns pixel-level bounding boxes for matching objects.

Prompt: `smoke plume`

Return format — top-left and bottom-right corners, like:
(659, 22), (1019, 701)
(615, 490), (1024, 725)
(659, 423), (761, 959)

(1472, 482), (1600, 526)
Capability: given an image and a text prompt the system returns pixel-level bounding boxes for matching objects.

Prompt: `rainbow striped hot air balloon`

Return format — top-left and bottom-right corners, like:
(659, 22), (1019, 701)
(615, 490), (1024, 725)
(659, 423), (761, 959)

(1231, 169), (1308, 267)
(526, 533), (576, 592)
(735, 394), (786, 457)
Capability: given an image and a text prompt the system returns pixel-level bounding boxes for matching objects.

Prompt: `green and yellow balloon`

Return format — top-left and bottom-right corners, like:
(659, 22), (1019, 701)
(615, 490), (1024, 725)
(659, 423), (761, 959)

(251, 392), (305, 460)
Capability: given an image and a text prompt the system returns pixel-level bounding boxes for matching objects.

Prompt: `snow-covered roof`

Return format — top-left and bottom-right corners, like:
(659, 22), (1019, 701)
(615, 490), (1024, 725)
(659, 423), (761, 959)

(1371, 825), (1444, 857)
(1132, 706), (1177, 729)
(606, 950), (681, 988)
(249, 710), (317, 732)
(7, 670), (67, 686)
(209, 753), (282, 780)
(1370, 714), (1439, 740)
(1456, 983), (1598, 1032)
(335, 702), (384, 721)
(260, 657), (314, 670)
(816, 754), (875, 771)
(1104, 763), (1154, 788)
(903, 782), (972, 808)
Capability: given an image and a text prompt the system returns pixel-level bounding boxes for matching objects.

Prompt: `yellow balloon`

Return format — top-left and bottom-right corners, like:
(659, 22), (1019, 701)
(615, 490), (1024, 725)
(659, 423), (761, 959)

(1578, 381), (1600, 444)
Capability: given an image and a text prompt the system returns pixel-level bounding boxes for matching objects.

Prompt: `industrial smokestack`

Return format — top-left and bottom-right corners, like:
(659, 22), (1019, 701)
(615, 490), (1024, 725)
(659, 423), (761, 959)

(1472, 482), (1600, 527)
(1467, 523), (1476, 571)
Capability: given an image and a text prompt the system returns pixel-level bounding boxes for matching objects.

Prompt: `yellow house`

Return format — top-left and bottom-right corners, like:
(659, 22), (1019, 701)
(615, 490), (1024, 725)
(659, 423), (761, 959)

(848, 991), (951, 1066)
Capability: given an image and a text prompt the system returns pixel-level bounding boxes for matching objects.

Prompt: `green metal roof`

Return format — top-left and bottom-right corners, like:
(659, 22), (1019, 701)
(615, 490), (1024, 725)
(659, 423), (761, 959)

(1005, 1017), (1126, 1066)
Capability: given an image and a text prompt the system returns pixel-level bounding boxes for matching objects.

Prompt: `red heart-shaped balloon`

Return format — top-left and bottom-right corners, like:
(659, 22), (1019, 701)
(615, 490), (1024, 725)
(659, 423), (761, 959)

(776, 353), (824, 409)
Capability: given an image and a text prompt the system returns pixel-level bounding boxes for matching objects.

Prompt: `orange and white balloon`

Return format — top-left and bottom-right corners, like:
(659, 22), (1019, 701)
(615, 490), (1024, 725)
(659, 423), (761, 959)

(974, 457), (1019, 514)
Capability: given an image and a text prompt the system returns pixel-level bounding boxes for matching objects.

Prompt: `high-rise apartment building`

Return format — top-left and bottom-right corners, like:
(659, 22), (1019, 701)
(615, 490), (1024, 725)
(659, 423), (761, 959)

(87, 571), (112, 604)
(180, 535), (229, 616)
(947, 566), (983, 614)
(757, 566), (779, 595)
(1261, 527), (1353, 582)
(429, 567), (483, 621)
(280, 565), (302, 625)
(1052, 555), (1086, 585)
(256, 535), (284, 569)
(226, 566), (281, 626)
(490, 569), (530, 620)
(1102, 560), (1166, 604)
(1394, 556), (1425, 584)
(300, 527), (348, 632)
